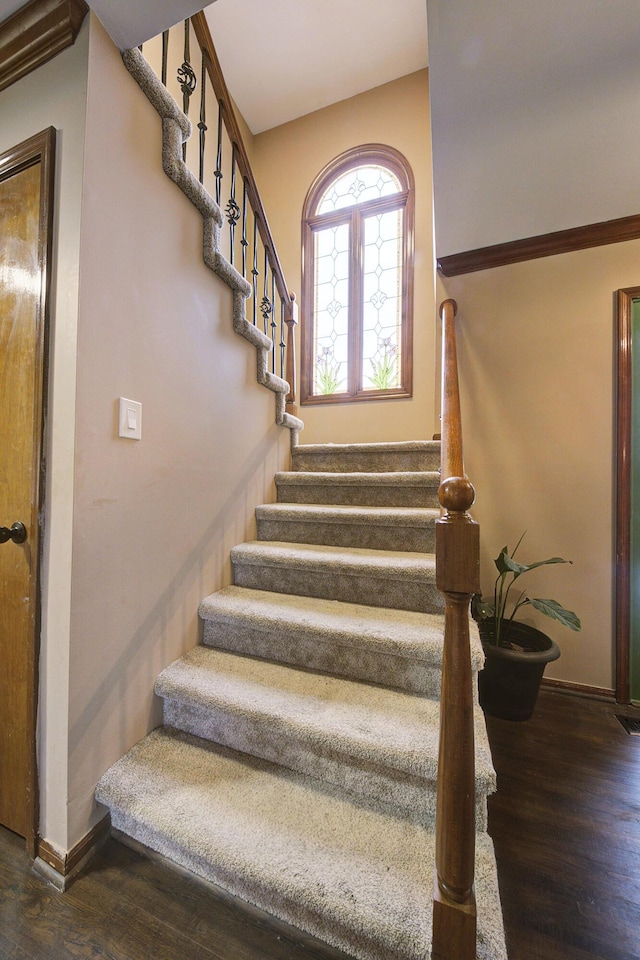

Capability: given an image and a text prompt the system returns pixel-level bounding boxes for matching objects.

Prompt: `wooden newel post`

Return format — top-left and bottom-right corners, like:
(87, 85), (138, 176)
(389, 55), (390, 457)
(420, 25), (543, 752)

(432, 475), (479, 960)
(284, 292), (298, 416)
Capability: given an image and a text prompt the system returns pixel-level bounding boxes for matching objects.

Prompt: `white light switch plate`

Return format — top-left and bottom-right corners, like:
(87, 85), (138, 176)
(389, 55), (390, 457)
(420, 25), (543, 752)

(118, 398), (142, 440)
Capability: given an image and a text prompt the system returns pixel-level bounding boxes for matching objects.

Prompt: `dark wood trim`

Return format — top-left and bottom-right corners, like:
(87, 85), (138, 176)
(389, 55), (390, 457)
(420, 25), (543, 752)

(615, 287), (640, 703)
(0, 128), (56, 857)
(300, 144), (415, 405)
(37, 814), (110, 876)
(0, 0), (88, 95)
(437, 213), (640, 277)
(540, 677), (615, 701)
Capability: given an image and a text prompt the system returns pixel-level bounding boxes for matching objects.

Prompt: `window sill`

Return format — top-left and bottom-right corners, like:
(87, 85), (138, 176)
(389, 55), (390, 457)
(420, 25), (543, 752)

(300, 388), (412, 406)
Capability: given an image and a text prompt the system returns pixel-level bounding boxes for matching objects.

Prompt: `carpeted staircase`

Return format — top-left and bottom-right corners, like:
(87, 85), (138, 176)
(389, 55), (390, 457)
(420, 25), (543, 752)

(96, 439), (507, 960)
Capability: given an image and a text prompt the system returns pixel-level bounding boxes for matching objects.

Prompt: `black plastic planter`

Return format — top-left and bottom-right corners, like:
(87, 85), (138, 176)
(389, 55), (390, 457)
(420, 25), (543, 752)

(478, 620), (560, 721)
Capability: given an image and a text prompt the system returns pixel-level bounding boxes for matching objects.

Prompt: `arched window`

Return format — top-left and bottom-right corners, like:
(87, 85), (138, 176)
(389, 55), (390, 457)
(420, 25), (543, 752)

(301, 144), (414, 404)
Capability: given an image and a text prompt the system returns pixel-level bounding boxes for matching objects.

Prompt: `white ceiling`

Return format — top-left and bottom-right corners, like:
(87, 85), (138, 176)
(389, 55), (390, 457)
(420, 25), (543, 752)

(0, 0), (427, 133)
(204, 0), (429, 134)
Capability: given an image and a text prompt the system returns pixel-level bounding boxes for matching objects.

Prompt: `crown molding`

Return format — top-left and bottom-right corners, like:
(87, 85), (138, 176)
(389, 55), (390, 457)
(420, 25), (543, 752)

(437, 213), (640, 277)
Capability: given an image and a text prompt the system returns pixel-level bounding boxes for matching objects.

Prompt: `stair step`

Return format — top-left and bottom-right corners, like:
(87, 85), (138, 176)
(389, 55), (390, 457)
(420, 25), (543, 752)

(156, 647), (494, 826)
(199, 586), (475, 696)
(230, 541), (444, 614)
(275, 471), (440, 508)
(291, 440), (441, 474)
(255, 503), (438, 552)
(95, 727), (507, 960)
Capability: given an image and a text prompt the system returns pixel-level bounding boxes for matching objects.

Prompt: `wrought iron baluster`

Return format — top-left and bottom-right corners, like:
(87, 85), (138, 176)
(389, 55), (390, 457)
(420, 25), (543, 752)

(214, 100), (223, 205)
(261, 249), (272, 336)
(225, 145), (241, 266)
(161, 30), (169, 86)
(177, 19), (197, 161)
(280, 298), (286, 380)
(177, 23), (197, 162)
(251, 217), (258, 326)
(241, 181), (248, 279)
(271, 271), (277, 373)
(198, 48), (207, 185)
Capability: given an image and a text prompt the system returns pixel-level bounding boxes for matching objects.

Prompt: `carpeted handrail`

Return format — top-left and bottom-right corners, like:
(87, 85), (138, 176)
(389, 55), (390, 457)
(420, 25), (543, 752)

(432, 298), (480, 960)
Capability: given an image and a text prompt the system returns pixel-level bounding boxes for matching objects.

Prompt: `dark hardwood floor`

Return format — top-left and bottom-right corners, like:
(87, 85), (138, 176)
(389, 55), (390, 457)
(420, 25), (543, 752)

(0, 826), (351, 960)
(486, 687), (640, 960)
(1, 688), (639, 959)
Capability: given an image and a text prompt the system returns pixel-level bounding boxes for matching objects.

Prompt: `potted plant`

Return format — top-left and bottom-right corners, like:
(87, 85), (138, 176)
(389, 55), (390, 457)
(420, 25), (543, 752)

(472, 534), (581, 721)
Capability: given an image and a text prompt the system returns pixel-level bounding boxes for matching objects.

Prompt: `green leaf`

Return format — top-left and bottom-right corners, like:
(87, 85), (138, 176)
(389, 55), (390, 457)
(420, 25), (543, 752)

(528, 598), (582, 631)
(518, 556), (572, 573)
(496, 551), (572, 579)
(500, 553), (528, 577)
(493, 546), (511, 575)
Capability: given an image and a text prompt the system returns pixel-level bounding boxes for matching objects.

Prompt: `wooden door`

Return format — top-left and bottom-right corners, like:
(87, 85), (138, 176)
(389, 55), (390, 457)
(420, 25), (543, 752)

(0, 129), (55, 849)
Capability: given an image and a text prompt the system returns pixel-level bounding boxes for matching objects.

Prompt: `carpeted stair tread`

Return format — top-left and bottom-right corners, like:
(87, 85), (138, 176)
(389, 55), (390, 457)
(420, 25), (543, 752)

(230, 540), (443, 613)
(275, 471), (440, 507)
(291, 440), (441, 473)
(256, 502), (438, 528)
(199, 585), (481, 695)
(199, 585), (460, 663)
(231, 540), (437, 577)
(255, 502), (438, 552)
(155, 646), (496, 804)
(95, 727), (507, 960)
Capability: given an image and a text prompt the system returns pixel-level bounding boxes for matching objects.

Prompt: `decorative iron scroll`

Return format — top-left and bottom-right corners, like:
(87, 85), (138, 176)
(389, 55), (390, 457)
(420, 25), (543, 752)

(260, 295), (272, 329)
(225, 198), (241, 227)
(177, 61), (197, 98)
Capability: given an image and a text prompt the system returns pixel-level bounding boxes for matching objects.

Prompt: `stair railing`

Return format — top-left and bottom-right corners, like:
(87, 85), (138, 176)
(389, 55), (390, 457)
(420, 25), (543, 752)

(138, 14), (298, 415)
(432, 299), (479, 960)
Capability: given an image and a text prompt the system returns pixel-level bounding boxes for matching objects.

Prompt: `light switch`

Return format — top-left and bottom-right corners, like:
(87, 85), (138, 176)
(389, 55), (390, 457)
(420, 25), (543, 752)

(118, 397), (142, 440)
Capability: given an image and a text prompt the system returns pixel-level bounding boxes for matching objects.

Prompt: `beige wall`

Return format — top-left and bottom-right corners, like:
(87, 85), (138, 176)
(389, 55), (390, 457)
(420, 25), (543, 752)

(63, 16), (291, 846)
(252, 70), (437, 443)
(0, 21), (90, 852)
(442, 240), (640, 691)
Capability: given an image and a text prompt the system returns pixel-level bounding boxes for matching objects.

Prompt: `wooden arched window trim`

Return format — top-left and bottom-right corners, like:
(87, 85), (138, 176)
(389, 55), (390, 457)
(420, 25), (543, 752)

(301, 143), (415, 405)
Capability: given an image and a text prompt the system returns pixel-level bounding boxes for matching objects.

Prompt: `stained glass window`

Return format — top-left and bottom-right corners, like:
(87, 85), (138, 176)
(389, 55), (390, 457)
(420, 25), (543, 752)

(301, 145), (414, 404)
(317, 166), (402, 215)
(313, 224), (350, 395)
(362, 210), (403, 391)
